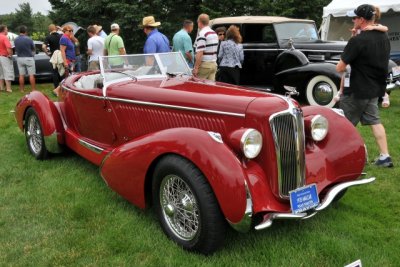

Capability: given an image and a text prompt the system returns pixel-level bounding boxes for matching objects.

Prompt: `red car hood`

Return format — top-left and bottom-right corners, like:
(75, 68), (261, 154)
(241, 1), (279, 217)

(105, 77), (287, 116)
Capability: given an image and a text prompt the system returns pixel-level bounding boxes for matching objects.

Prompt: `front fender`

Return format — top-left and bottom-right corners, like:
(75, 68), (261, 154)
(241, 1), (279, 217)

(100, 127), (247, 224)
(15, 91), (64, 151)
(274, 62), (341, 91)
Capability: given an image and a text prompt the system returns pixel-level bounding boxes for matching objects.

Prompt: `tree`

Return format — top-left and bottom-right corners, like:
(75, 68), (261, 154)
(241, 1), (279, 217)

(10, 2), (34, 33)
(48, 0), (331, 53)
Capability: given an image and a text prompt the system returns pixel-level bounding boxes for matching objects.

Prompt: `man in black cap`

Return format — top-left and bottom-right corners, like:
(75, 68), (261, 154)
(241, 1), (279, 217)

(336, 4), (393, 168)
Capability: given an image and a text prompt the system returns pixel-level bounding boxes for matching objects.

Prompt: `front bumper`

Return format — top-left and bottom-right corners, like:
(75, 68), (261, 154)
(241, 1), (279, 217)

(254, 177), (376, 230)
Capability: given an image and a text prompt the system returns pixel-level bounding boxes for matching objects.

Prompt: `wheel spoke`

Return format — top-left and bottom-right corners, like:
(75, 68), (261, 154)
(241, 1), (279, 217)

(160, 174), (199, 240)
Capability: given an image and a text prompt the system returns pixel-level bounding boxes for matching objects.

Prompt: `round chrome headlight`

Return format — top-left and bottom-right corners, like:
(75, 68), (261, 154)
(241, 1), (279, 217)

(311, 115), (329, 141)
(240, 129), (263, 159)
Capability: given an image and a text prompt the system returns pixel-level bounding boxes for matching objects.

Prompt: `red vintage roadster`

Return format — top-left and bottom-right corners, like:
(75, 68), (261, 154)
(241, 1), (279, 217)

(15, 52), (375, 254)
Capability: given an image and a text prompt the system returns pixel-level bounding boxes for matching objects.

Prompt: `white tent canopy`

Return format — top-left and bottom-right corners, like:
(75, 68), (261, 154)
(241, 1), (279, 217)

(323, 0), (400, 17)
(320, 0), (400, 61)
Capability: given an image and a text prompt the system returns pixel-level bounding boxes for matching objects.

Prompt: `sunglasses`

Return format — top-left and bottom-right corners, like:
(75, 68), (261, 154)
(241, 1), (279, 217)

(352, 16), (361, 21)
(65, 30), (73, 33)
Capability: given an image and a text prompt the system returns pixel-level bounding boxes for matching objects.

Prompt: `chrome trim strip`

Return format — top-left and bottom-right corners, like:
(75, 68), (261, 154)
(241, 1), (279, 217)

(44, 131), (63, 153)
(254, 177), (375, 230)
(228, 180), (253, 233)
(107, 96), (246, 118)
(78, 139), (104, 154)
(62, 85), (105, 100)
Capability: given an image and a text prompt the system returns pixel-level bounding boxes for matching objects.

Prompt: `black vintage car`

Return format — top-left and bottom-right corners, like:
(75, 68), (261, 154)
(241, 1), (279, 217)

(211, 16), (400, 107)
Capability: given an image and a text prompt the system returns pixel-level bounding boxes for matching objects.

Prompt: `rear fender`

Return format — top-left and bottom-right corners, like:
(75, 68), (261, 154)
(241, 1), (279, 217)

(15, 91), (64, 152)
(100, 127), (247, 223)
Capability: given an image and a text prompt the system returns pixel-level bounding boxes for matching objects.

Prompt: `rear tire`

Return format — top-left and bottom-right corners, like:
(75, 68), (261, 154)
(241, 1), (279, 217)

(306, 75), (338, 108)
(24, 108), (48, 160)
(152, 155), (226, 255)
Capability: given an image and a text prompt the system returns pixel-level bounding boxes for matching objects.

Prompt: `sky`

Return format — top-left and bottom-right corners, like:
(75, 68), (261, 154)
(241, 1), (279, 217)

(0, 0), (52, 15)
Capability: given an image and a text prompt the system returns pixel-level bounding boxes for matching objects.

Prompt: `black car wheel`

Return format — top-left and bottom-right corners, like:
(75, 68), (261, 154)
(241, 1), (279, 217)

(306, 75), (338, 108)
(152, 155), (226, 255)
(25, 108), (48, 160)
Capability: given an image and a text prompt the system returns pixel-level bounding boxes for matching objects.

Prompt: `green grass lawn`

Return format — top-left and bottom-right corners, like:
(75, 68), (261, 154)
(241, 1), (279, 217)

(1, 84), (399, 266)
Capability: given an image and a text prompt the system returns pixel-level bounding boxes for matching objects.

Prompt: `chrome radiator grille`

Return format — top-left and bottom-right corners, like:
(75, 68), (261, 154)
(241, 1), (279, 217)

(270, 108), (306, 198)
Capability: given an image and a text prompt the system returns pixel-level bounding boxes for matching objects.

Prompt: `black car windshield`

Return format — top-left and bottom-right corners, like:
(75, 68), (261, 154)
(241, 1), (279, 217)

(275, 22), (318, 43)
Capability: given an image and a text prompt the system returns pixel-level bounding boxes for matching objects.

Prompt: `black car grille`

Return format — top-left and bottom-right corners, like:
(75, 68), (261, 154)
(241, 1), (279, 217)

(270, 108), (306, 198)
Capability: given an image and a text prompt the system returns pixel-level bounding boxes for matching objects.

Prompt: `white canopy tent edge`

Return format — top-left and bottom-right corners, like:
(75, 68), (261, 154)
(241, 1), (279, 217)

(320, 0), (400, 61)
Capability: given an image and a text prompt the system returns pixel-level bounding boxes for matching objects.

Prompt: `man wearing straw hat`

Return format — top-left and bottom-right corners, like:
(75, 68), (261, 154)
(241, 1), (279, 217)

(141, 16), (170, 54)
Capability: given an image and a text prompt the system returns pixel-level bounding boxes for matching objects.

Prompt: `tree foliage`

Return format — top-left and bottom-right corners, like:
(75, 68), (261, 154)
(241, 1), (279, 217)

(47, 0), (331, 53)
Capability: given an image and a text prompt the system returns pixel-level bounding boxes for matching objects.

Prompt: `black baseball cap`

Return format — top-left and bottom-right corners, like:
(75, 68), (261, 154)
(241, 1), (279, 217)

(346, 4), (375, 20)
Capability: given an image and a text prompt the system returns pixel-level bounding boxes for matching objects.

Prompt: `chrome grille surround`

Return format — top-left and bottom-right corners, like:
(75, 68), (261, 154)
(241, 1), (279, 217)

(269, 106), (306, 199)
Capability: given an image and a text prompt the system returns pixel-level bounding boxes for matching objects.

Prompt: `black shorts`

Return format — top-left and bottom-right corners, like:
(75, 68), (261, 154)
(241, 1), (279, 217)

(339, 94), (380, 126)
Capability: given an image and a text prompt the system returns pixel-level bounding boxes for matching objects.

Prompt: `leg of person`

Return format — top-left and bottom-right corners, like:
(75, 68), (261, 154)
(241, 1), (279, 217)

(0, 56), (14, 92)
(359, 97), (393, 167)
(52, 68), (60, 89)
(17, 57), (26, 92)
(339, 94), (362, 126)
(26, 58), (36, 91)
(197, 62), (211, 80)
(19, 75), (25, 92)
(0, 79), (4, 91)
(207, 62), (217, 81)
(29, 75), (36, 91)
(4, 57), (14, 92)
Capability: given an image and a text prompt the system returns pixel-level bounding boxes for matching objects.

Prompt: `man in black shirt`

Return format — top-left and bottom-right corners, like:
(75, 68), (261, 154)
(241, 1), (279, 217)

(42, 24), (61, 89)
(336, 4), (393, 167)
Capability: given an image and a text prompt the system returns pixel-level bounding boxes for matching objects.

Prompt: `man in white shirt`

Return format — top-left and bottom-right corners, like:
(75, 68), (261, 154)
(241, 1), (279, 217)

(193, 13), (218, 81)
(87, 25), (105, 71)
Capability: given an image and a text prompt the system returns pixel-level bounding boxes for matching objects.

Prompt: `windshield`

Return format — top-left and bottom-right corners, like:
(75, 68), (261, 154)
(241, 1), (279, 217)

(275, 22), (318, 42)
(99, 52), (192, 83)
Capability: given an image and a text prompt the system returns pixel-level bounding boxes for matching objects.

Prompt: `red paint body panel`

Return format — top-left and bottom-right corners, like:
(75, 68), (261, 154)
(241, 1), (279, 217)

(100, 128), (247, 223)
(14, 91), (64, 144)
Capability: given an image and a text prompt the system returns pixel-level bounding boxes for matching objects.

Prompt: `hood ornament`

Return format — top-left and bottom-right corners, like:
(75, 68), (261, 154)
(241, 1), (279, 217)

(284, 85), (299, 98)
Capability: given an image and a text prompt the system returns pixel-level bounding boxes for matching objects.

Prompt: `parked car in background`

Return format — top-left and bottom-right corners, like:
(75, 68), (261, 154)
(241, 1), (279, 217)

(12, 40), (53, 82)
(210, 16), (400, 107)
(15, 52), (375, 254)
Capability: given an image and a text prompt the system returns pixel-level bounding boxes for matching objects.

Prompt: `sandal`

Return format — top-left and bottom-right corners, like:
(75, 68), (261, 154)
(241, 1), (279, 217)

(382, 94), (390, 108)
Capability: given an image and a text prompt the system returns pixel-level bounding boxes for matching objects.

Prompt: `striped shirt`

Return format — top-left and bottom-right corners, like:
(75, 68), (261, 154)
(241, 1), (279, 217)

(194, 26), (218, 62)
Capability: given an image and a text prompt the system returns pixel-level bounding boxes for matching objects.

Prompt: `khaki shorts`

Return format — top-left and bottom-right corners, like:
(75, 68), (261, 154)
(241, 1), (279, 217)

(197, 61), (217, 81)
(17, 57), (36, 76)
(0, 56), (15, 80)
(339, 94), (380, 126)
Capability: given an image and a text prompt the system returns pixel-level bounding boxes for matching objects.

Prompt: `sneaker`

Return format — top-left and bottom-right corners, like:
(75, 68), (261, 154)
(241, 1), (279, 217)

(374, 156), (394, 168)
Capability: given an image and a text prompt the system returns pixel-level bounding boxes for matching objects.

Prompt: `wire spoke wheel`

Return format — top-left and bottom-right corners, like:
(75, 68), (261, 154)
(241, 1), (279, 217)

(24, 108), (48, 159)
(160, 174), (200, 240)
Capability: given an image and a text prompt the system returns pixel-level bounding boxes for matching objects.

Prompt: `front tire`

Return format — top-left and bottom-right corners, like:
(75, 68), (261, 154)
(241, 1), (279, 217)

(306, 75), (338, 108)
(24, 108), (48, 160)
(152, 155), (226, 255)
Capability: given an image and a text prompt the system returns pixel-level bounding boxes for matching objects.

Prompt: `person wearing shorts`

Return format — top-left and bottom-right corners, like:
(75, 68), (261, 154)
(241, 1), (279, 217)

(0, 24), (14, 93)
(336, 4), (393, 167)
(14, 25), (36, 91)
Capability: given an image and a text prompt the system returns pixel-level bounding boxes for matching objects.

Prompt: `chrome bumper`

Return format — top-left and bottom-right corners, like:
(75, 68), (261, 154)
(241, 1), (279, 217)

(386, 80), (400, 91)
(254, 177), (376, 230)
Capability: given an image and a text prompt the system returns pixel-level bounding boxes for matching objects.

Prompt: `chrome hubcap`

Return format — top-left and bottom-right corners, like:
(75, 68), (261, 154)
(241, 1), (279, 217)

(160, 175), (199, 241)
(313, 83), (333, 105)
(26, 115), (42, 154)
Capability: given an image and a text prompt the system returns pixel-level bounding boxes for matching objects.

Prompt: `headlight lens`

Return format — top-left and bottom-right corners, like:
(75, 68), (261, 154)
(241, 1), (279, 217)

(241, 129), (263, 159)
(311, 115), (329, 141)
